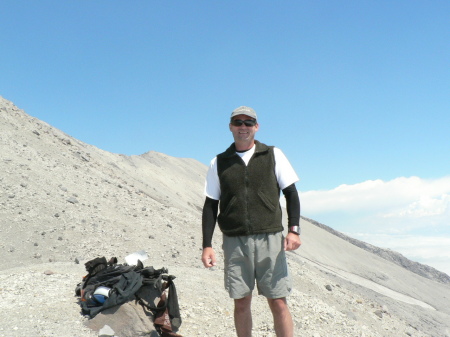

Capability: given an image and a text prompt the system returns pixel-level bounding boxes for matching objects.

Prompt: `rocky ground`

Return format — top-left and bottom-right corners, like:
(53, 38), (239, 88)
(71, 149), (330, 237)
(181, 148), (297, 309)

(1, 96), (449, 337)
(0, 255), (438, 337)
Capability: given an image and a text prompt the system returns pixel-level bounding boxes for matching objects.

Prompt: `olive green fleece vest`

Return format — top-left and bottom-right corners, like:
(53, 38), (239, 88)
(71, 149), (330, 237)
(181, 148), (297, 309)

(216, 140), (283, 236)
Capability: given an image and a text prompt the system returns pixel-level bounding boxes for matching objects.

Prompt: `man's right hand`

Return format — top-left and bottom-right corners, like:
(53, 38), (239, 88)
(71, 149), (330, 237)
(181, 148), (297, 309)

(201, 247), (217, 268)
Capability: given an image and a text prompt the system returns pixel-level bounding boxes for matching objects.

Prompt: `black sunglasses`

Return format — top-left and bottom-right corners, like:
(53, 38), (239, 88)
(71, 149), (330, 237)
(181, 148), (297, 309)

(231, 119), (257, 127)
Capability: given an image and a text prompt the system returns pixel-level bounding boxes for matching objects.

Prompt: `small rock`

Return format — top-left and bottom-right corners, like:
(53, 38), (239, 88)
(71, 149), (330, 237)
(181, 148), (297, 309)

(325, 284), (333, 291)
(98, 324), (116, 336)
(44, 270), (54, 275)
(67, 197), (79, 204)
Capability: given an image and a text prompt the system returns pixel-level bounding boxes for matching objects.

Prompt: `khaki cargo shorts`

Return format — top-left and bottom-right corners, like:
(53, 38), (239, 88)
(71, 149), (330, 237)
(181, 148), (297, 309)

(222, 232), (292, 299)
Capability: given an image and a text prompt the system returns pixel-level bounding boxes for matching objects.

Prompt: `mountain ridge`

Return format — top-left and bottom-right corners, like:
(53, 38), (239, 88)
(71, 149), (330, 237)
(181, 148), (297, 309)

(301, 216), (450, 284)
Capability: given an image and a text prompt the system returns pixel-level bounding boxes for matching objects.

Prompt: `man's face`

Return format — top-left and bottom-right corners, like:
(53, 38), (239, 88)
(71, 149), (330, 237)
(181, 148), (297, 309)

(229, 114), (259, 142)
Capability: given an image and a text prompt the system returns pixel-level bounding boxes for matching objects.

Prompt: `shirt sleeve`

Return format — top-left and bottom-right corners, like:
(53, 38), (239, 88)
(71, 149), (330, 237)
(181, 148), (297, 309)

(204, 157), (221, 200)
(282, 184), (300, 229)
(202, 197), (219, 248)
(274, 147), (299, 190)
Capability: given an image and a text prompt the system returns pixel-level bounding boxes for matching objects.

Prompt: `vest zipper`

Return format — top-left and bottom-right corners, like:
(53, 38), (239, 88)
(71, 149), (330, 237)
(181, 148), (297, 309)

(244, 164), (251, 233)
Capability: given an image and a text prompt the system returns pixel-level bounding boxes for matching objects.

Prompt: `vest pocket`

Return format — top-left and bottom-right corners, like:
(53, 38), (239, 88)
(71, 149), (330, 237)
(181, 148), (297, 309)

(257, 190), (277, 212)
(221, 195), (237, 217)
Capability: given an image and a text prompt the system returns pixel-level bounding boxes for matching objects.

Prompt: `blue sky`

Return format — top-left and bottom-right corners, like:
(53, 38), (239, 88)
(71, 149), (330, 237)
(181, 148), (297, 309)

(1, 1), (449, 274)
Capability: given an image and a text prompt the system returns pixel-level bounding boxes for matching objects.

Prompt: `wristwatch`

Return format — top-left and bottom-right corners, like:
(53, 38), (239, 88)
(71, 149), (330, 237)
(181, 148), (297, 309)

(288, 226), (300, 235)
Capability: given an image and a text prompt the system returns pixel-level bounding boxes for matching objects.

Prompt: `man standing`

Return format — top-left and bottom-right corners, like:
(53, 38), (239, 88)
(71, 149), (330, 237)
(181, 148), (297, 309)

(201, 106), (301, 337)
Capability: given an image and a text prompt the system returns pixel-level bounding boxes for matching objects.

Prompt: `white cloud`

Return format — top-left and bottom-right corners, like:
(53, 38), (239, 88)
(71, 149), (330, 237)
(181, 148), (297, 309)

(300, 176), (450, 226)
(383, 194), (450, 218)
(301, 176), (450, 215)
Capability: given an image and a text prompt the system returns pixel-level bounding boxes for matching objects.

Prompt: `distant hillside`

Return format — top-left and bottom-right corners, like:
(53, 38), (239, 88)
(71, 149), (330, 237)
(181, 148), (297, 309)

(301, 215), (450, 284)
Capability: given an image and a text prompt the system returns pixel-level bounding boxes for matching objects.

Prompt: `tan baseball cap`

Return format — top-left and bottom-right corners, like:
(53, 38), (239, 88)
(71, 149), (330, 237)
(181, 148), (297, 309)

(230, 106), (257, 120)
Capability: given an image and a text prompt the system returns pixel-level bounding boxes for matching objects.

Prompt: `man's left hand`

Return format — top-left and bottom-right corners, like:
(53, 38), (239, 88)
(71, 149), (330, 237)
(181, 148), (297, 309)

(284, 233), (302, 251)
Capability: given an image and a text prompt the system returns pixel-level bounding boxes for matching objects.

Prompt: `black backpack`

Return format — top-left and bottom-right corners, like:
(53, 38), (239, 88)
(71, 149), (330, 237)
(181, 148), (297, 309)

(75, 257), (182, 336)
